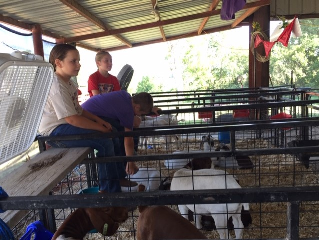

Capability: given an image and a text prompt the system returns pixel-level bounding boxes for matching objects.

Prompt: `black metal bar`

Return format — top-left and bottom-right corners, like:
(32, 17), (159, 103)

(81, 146), (319, 164)
(36, 117), (319, 142)
(152, 90), (305, 103)
(1, 187), (319, 210)
(85, 162), (92, 188)
(287, 201), (300, 240)
(46, 191), (57, 232)
(149, 87), (297, 98)
(46, 208), (56, 233)
(230, 130), (235, 152)
(156, 99), (319, 115)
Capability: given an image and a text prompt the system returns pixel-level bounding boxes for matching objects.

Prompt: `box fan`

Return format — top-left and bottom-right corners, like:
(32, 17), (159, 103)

(0, 52), (53, 165)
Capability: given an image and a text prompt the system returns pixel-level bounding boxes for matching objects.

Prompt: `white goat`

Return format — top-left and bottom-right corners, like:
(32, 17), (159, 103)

(121, 168), (162, 192)
(201, 135), (214, 151)
(139, 114), (181, 149)
(170, 168), (249, 239)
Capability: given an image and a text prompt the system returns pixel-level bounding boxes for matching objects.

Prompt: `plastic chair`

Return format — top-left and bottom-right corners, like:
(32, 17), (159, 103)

(19, 221), (53, 240)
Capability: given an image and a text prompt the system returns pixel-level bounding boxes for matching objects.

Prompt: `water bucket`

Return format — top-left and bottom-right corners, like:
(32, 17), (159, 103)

(79, 187), (99, 194)
(218, 131), (230, 144)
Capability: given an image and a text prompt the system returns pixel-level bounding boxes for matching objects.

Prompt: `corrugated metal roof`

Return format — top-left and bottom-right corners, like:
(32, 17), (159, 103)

(0, 0), (315, 52)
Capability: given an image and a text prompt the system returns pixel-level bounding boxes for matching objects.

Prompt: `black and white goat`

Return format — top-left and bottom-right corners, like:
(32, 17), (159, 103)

(139, 114), (182, 150)
(170, 167), (250, 239)
(200, 134), (253, 169)
(183, 157), (252, 233)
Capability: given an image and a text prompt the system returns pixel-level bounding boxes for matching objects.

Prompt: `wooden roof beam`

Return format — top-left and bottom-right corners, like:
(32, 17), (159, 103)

(63, 9), (222, 43)
(61, 0), (270, 43)
(231, 6), (262, 28)
(59, 0), (108, 33)
(0, 14), (61, 40)
(59, 0), (132, 48)
(198, 0), (220, 35)
(151, 0), (166, 41)
(103, 24), (243, 52)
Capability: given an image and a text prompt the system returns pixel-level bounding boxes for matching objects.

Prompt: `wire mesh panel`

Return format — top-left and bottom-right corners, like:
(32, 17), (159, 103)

(6, 88), (319, 240)
(0, 53), (53, 164)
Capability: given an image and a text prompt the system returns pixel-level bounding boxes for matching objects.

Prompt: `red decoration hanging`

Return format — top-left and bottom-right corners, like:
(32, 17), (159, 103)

(253, 17), (297, 57)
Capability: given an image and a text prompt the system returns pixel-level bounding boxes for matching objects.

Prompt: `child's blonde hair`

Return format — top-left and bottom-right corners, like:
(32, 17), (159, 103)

(95, 51), (111, 65)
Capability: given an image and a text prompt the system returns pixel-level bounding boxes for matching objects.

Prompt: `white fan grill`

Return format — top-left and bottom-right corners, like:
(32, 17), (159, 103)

(0, 54), (53, 164)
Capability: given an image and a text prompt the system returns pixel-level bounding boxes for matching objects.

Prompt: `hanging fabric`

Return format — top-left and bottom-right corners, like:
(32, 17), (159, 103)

(221, 0), (246, 20)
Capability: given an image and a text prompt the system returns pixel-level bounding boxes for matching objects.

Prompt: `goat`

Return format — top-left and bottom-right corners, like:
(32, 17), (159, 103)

(287, 140), (319, 169)
(183, 156), (213, 170)
(164, 136), (216, 170)
(121, 167), (162, 192)
(215, 143), (254, 169)
(139, 114), (181, 150)
(170, 168), (249, 239)
(200, 135), (215, 151)
(200, 134), (253, 169)
(183, 157), (252, 232)
(136, 184), (207, 240)
(52, 206), (128, 240)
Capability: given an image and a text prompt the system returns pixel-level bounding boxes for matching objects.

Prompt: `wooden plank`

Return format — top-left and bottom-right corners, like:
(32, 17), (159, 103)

(0, 147), (91, 196)
(0, 147), (92, 227)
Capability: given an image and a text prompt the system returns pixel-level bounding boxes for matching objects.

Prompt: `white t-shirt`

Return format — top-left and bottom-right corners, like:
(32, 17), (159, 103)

(39, 73), (83, 136)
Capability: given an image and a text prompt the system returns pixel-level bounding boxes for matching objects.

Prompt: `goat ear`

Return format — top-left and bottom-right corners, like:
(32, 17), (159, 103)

(86, 208), (119, 236)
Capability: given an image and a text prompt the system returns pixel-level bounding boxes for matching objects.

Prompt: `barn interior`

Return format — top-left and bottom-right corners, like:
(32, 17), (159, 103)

(1, 1), (319, 239)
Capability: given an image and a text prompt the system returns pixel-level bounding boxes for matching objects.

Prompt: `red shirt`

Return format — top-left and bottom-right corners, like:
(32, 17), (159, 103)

(88, 71), (121, 97)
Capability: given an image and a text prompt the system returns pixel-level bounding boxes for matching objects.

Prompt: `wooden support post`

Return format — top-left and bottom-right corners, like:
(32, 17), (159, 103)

(32, 24), (44, 58)
(248, 5), (270, 88)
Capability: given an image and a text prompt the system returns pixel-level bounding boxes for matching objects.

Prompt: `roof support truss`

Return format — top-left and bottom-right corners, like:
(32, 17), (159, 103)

(59, 0), (132, 48)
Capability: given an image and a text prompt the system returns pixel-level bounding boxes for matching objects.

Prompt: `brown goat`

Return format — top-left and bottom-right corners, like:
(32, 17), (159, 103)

(52, 207), (128, 240)
(136, 184), (207, 240)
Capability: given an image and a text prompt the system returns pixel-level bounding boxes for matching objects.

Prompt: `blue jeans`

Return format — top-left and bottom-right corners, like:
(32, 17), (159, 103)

(99, 116), (140, 154)
(48, 124), (126, 193)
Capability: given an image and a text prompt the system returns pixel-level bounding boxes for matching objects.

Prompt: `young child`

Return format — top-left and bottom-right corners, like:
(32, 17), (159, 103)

(88, 51), (120, 97)
(81, 90), (154, 165)
(38, 44), (138, 193)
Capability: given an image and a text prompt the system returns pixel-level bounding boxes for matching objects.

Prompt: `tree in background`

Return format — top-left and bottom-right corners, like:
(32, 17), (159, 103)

(136, 76), (163, 93)
(136, 76), (154, 92)
(269, 18), (319, 88)
(167, 31), (249, 91)
(137, 19), (319, 92)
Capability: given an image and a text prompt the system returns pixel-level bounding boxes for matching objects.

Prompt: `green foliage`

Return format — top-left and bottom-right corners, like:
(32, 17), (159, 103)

(140, 19), (319, 92)
(136, 76), (163, 93)
(270, 19), (319, 88)
(136, 76), (154, 92)
(179, 32), (249, 91)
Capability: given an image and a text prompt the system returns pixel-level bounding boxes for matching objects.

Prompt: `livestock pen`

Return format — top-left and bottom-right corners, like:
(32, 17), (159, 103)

(1, 87), (319, 240)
